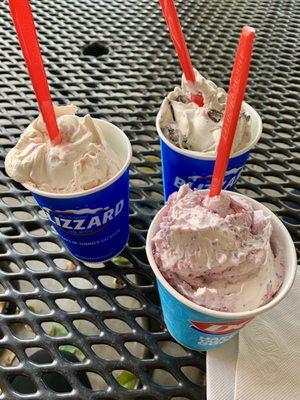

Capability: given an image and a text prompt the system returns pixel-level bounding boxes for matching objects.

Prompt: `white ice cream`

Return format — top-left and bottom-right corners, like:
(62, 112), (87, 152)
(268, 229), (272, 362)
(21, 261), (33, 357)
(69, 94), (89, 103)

(151, 185), (285, 313)
(159, 69), (252, 156)
(5, 105), (121, 193)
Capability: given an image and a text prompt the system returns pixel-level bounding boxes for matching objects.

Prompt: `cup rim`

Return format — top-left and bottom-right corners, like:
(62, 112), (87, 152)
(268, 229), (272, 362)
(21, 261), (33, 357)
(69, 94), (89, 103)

(146, 190), (297, 320)
(156, 101), (263, 160)
(23, 119), (132, 199)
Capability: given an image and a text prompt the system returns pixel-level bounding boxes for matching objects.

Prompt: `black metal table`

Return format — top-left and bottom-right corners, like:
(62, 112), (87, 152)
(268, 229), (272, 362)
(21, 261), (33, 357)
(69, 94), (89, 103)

(0, 0), (299, 399)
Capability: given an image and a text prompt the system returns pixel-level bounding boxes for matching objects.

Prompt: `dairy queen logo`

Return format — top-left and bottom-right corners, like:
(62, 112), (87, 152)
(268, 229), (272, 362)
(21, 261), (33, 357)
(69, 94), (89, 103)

(43, 199), (124, 236)
(190, 318), (252, 335)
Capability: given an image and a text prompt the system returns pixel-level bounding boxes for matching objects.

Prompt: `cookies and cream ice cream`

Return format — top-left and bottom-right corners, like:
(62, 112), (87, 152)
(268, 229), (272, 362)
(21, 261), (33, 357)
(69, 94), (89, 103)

(158, 69), (252, 155)
(151, 185), (285, 313)
(5, 105), (121, 193)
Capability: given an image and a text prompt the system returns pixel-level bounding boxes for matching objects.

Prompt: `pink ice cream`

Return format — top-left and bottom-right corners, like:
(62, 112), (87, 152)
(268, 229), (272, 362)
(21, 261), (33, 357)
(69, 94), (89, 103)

(151, 185), (285, 312)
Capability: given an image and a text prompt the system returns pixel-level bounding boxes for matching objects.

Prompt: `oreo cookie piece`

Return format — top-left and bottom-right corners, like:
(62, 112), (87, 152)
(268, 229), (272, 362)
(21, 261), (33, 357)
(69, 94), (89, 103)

(207, 109), (222, 123)
(175, 94), (190, 104)
(164, 124), (179, 145)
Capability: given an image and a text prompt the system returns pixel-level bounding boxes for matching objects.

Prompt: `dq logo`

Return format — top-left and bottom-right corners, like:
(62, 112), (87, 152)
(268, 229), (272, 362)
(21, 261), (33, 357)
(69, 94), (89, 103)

(190, 318), (252, 335)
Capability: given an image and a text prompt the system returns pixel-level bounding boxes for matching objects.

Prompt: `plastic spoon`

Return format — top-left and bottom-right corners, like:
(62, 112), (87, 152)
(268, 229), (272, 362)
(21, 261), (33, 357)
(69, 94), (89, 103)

(159, 0), (203, 106)
(9, 0), (61, 144)
(210, 26), (255, 197)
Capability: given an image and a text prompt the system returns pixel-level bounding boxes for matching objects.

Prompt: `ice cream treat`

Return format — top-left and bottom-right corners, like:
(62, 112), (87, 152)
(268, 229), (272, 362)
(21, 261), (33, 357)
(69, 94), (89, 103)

(5, 106), (132, 264)
(5, 105), (121, 193)
(151, 185), (284, 313)
(146, 187), (296, 351)
(156, 71), (262, 200)
(159, 70), (252, 156)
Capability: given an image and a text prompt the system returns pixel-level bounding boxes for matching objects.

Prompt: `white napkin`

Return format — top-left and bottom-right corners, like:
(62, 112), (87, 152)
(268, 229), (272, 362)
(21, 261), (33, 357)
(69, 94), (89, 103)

(207, 335), (238, 400)
(207, 270), (300, 400)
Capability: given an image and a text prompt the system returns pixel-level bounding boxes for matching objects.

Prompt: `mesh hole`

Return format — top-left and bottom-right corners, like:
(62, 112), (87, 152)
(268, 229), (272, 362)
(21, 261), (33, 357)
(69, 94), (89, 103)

(69, 277), (93, 289)
(115, 295), (142, 310)
(13, 210), (33, 221)
(42, 322), (69, 337)
(0, 211), (8, 221)
(24, 195), (37, 205)
(98, 274), (121, 288)
(0, 349), (19, 367)
(73, 320), (100, 336)
(104, 318), (132, 333)
(9, 375), (37, 394)
(125, 273), (153, 286)
(39, 241), (61, 253)
(0, 225), (20, 236)
(55, 298), (81, 312)
(85, 262), (106, 269)
(43, 373), (72, 393)
(25, 348), (53, 364)
(59, 345), (86, 361)
(82, 372), (108, 390)
(11, 279), (35, 293)
(25, 225), (47, 237)
(91, 344), (121, 361)
(53, 258), (75, 270)
(113, 369), (139, 390)
(26, 299), (51, 315)
(125, 341), (152, 359)
(136, 316), (164, 332)
(25, 259), (49, 272)
(180, 366), (205, 385)
(82, 41), (110, 57)
(2, 197), (21, 206)
(40, 278), (64, 292)
(85, 296), (112, 311)
(1, 300), (19, 314)
(10, 323), (36, 340)
(111, 255), (133, 267)
(12, 242), (34, 254)
(151, 369), (179, 387)
(158, 341), (189, 357)
(1, 261), (20, 273)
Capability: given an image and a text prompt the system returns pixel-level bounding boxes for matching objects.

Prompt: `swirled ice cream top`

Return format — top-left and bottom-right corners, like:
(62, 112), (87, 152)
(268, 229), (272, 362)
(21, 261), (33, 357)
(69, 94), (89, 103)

(5, 105), (121, 193)
(151, 185), (284, 312)
(158, 69), (252, 156)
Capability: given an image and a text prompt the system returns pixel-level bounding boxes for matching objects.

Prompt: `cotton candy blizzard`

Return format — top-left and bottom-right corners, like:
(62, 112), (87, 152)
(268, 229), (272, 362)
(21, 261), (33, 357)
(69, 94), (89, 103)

(158, 69), (252, 155)
(151, 185), (284, 312)
(5, 105), (121, 193)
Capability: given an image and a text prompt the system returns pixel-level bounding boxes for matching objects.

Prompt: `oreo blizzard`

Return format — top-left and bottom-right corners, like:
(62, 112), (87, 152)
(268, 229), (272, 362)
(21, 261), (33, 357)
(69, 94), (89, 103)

(43, 199), (124, 236)
(159, 136), (251, 200)
(173, 166), (243, 190)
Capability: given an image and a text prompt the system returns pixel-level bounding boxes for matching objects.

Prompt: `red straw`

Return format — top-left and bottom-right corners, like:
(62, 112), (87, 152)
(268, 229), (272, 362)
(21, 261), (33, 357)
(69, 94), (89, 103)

(209, 26), (255, 197)
(9, 0), (61, 145)
(159, 0), (203, 106)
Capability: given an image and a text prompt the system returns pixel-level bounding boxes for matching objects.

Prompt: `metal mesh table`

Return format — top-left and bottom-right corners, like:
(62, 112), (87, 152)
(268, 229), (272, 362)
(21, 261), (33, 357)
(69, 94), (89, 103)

(0, 0), (299, 398)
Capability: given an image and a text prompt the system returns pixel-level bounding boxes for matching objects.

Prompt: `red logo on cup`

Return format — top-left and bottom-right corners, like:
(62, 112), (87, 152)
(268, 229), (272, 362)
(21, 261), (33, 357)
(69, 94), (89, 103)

(190, 318), (252, 335)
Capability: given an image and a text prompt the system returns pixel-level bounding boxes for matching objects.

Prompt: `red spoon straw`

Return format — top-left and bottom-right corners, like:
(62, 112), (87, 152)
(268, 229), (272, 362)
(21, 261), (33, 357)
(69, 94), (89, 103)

(9, 0), (61, 144)
(209, 26), (255, 198)
(159, 0), (203, 106)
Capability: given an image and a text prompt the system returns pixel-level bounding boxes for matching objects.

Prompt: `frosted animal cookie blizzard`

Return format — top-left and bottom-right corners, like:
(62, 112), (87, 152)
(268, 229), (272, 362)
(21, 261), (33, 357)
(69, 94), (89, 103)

(5, 105), (132, 263)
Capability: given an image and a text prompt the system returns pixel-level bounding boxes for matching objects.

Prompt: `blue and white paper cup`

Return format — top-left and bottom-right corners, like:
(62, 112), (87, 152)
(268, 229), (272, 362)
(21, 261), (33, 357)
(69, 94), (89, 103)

(25, 119), (132, 264)
(146, 191), (297, 351)
(157, 102), (262, 201)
